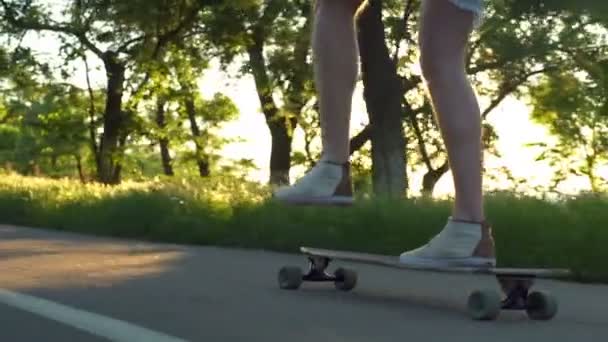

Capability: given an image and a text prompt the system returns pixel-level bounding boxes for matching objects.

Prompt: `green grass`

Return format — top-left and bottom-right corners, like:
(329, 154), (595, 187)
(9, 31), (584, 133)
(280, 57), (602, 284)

(1, 173), (607, 283)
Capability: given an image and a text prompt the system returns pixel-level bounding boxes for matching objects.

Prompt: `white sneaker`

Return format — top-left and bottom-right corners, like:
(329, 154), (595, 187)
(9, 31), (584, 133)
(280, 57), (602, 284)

(273, 161), (353, 206)
(399, 218), (496, 268)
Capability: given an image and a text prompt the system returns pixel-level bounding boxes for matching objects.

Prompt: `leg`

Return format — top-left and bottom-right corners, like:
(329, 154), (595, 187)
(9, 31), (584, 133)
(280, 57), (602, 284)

(273, 0), (363, 205)
(419, 0), (483, 223)
(399, 0), (494, 267)
(314, 0), (362, 164)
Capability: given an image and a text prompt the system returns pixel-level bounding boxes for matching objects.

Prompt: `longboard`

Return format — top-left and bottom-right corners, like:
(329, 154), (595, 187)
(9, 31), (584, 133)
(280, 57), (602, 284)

(300, 246), (571, 278)
(277, 246), (572, 321)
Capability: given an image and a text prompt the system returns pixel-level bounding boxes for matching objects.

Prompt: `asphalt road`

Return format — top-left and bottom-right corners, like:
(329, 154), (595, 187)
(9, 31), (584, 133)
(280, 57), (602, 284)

(1, 224), (607, 342)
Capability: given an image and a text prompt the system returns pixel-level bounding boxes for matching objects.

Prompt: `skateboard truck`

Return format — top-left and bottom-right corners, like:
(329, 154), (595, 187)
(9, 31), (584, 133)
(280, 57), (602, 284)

(278, 256), (358, 292)
(302, 256), (336, 282)
(501, 279), (529, 310)
(500, 277), (535, 310)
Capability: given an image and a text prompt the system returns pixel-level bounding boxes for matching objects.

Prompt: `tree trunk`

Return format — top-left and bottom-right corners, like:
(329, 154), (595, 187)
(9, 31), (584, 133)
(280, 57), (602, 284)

(356, 0), (408, 198)
(585, 154), (599, 193)
(75, 154), (86, 184)
(421, 161), (450, 196)
(98, 53), (126, 185)
(184, 91), (210, 177)
(155, 97), (174, 176)
(247, 41), (294, 185)
(112, 133), (128, 184)
(88, 109), (101, 177)
(268, 120), (294, 185)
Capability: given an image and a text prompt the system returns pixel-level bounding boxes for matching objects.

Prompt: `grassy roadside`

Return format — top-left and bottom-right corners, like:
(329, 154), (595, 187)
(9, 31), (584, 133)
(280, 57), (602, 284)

(1, 173), (607, 283)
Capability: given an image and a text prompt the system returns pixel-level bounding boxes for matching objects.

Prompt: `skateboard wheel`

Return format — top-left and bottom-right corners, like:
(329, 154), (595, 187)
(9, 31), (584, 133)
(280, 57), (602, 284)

(526, 291), (558, 320)
(467, 289), (501, 321)
(334, 268), (357, 291)
(278, 266), (303, 290)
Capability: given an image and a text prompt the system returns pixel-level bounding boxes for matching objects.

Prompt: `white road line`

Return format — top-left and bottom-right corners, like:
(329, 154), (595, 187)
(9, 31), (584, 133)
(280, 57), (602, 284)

(0, 288), (188, 342)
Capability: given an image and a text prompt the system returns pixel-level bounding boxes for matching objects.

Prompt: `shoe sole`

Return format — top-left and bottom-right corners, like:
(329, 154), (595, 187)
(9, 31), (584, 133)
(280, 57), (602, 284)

(398, 256), (496, 269)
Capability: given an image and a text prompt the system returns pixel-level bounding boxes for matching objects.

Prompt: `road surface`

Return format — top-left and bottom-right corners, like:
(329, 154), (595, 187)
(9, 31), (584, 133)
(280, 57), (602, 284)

(1, 224), (607, 341)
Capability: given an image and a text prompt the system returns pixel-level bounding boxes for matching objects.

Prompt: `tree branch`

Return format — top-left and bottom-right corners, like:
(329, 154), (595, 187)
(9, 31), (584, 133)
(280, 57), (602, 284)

(391, 0), (416, 63)
(116, 35), (146, 55)
(259, 0), (283, 29)
(405, 100), (435, 171)
(482, 66), (557, 121)
(158, 5), (201, 47)
(1, 0), (104, 57)
(123, 5), (203, 102)
(349, 125), (371, 155)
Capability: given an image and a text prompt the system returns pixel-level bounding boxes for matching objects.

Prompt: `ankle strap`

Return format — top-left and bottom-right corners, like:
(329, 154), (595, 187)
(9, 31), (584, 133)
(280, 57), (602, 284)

(450, 217), (491, 228)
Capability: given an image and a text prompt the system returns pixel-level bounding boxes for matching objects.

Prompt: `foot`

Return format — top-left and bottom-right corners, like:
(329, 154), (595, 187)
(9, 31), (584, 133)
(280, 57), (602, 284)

(273, 160), (353, 206)
(399, 218), (496, 268)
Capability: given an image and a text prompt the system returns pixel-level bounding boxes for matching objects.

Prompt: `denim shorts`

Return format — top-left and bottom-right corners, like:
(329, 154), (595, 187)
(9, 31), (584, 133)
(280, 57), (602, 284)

(448, 0), (484, 27)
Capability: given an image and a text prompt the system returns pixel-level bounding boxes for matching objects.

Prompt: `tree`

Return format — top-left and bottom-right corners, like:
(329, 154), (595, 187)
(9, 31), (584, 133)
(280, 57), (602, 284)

(251, 0), (602, 197)
(529, 63), (608, 192)
(1, 0), (205, 184)
(2, 82), (91, 179)
(180, 93), (240, 177)
(142, 44), (241, 178)
(0, 45), (91, 178)
(362, 0), (607, 196)
(201, 0), (315, 185)
(154, 95), (175, 176)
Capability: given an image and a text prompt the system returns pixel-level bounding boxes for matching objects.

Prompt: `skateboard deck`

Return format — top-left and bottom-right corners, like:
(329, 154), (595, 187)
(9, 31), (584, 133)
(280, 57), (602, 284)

(278, 246), (572, 321)
(300, 246), (572, 278)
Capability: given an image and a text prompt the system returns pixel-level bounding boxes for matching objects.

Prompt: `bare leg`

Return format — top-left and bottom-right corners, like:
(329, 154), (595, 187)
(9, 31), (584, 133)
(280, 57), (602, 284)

(314, 0), (363, 163)
(419, 0), (483, 222)
(398, 0), (494, 267)
(273, 0), (363, 204)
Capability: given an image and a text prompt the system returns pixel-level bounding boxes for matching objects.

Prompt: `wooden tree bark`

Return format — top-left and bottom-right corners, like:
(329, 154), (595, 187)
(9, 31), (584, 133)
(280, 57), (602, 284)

(183, 90), (211, 177)
(155, 97), (174, 176)
(357, 0), (408, 197)
(98, 53), (126, 185)
(247, 40), (295, 185)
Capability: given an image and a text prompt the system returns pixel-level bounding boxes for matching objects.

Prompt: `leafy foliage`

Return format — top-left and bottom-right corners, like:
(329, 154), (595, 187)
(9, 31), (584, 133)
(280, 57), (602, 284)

(0, 0), (606, 195)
